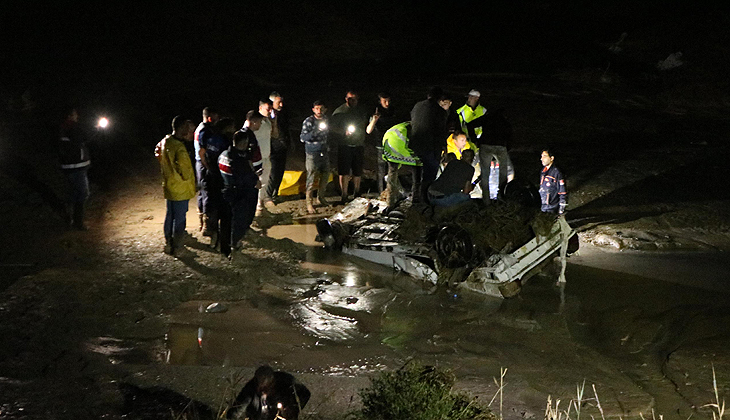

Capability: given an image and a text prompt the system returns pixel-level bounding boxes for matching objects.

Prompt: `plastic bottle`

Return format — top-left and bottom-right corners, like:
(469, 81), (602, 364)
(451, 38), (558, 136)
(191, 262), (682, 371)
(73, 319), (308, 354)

(488, 159), (500, 200)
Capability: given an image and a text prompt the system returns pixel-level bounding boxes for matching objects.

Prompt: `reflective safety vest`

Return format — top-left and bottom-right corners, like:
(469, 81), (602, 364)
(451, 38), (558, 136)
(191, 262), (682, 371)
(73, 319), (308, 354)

(382, 122), (422, 166)
(456, 104), (487, 139)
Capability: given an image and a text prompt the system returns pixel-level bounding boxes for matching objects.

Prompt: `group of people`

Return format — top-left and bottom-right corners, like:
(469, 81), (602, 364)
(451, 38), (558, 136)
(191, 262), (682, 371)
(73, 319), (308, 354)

(58, 86), (567, 258)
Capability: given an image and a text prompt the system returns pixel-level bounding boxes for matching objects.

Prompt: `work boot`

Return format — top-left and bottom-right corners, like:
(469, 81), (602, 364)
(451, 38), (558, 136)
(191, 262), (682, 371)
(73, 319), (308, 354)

(209, 230), (218, 249)
(305, 189), (315, 214)
(164, 238), (174, 255)
(198, 213), (204, 232)
(201, 215), (213, 237)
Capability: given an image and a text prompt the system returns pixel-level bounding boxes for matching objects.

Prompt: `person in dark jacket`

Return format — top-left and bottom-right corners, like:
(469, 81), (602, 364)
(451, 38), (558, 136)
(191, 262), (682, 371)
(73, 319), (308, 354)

(539, 148), (567, 215)
(218, 115), (263, 260)
(194, 107), (220, 235)
(227, 365), (310, 420)
(409, 87), (449, 203)
(204, 117), (235, 249)
(265, 92), (289, 206)
(59, 107), (91, 230)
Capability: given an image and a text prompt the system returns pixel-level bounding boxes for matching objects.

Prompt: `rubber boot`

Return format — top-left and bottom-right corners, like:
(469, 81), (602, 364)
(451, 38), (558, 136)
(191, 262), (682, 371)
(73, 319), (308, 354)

(305, 189), (315, 214)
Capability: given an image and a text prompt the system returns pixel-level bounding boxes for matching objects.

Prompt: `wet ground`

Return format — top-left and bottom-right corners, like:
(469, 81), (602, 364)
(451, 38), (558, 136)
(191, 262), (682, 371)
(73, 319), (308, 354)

(2, 66), (730, 418)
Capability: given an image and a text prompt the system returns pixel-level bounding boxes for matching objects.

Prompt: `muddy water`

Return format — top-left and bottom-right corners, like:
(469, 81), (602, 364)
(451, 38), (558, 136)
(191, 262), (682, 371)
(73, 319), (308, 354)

(165, 224), (730, 417)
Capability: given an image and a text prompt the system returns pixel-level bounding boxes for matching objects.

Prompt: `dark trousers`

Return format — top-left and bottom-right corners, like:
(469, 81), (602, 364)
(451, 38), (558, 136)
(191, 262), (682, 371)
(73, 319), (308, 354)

(64, 167), (90, 226)
(266, 151), (287, 200)
(227, 187), (258, 248)
(195, 160), (208, 215)
(206, 174), (224, 237)
(218, 199), (232, 255)
(415, 151), (440, 203)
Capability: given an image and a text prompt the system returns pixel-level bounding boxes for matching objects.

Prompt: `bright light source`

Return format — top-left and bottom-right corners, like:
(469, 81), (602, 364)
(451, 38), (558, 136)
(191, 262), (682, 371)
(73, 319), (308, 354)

(318, 122), (327, 130)
(97, 117), (109, 129)
(277, 403), (283, 409)
(347, 125), (356, 134)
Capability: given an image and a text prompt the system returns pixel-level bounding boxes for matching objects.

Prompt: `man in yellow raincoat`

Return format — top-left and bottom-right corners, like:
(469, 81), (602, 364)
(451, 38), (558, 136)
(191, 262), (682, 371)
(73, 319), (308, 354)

(155, 116), (196, 255)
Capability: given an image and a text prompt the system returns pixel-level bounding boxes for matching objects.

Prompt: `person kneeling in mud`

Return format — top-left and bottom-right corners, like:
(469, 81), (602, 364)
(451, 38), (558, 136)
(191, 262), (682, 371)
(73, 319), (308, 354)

(227, 365), (311, 420)
(427, 149), (476, 207)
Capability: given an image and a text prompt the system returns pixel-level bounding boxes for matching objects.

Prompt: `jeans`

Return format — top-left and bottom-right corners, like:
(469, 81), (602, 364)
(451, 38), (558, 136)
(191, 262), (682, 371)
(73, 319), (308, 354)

(478, 146), (513, 197)
(164, 199), (189, 242)
(428, 192), (471, 207)
(65, 167), (90, 227)
(305, 152), (329, 191)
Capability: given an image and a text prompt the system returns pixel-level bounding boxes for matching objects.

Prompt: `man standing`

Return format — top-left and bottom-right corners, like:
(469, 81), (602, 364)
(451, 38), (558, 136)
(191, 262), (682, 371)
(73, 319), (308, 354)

(194, 107), (220, 235)
(266, 92), (289, 206)
(331, 90), (367, 202)
(59, 107), (91, 230)
(155, 116), (196, 256)
(204, 118), (235, 248)
(300, 101), (330, 214)
(218, 113), (263, 260)
(409, 87), (449, 203)
(249, 100), (273, 216)
(539, 148), (567, 215)
(456, 89), (487, 141)
(367, 92), (396, 193)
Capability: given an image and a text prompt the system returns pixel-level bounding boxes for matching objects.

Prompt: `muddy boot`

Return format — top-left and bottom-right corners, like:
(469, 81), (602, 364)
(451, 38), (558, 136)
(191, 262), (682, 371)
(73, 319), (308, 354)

(305, 189), (315, 214)
(164, 238), (173, 255)
(198, 213), (205, 232)
(201, 215), (213, 237)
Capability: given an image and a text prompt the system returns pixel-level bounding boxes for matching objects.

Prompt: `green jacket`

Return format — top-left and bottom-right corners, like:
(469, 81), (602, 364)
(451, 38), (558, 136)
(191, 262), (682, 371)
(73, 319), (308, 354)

(457, 104), (487, 139)
(382, 122), (422, 166)
(154, 135), (196, 201)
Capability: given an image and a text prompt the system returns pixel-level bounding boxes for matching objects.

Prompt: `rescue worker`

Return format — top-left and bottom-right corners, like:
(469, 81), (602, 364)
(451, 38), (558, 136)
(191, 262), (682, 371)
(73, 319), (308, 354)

(154, 116), (196, 256)
(204, 118), (235, 249)
(251, 99), (273, 216)
(445, 130), (476, 160)
(381, 121), (422, 207)
(300, 100), (330, 214)
(59, 107), (91, 230)
(456, 89), (487, 141)
(227, 365), (310, 420)
(539, 148), (567, 215)
(194, 107), (220, 235)
(218, 114), (263, 260)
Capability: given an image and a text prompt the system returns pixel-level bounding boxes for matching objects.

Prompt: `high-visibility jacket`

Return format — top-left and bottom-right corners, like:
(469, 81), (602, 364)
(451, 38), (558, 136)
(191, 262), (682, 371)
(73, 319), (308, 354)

(445, 133), (478, 160)
(456, 104), (487, 139)
(154, 135), (196, 201)
(382, 122), (422, 166)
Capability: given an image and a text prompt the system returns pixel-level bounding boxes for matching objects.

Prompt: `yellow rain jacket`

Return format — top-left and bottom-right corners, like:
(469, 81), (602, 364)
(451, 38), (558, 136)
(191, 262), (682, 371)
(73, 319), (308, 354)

(154, 135), (196, 201)
(445, 133), (477, 160)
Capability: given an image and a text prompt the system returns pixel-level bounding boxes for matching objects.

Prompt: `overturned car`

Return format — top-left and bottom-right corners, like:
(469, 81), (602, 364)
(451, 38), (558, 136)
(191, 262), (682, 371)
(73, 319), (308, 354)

(315, 181), (576, 298)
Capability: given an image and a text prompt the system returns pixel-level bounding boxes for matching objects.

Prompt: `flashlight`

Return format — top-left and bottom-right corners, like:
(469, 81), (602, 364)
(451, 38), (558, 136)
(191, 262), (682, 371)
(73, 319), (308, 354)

(318, 122), (327, 130)
(347, 125), (356, 134)
(97, 117), (109, 129)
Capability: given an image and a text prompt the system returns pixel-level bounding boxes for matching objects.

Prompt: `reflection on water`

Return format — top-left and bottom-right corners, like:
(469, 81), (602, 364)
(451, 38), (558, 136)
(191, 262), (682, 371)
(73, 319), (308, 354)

(164, 224), (730, 415)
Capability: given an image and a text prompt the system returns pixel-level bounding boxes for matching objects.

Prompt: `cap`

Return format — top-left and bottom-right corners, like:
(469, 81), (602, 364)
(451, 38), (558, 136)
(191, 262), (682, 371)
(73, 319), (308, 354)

(467, 89), (481, 97)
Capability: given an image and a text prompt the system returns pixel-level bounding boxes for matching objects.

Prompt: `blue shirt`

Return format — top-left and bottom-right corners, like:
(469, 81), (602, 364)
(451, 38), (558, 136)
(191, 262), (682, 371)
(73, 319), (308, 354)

(300, 115), (329, 154)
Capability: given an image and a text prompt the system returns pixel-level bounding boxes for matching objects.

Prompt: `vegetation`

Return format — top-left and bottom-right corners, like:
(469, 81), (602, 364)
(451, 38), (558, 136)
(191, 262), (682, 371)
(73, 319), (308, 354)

(351, 362), (496, 420)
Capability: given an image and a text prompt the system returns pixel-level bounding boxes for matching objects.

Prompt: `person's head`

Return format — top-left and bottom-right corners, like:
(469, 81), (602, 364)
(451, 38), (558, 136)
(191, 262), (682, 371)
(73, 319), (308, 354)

(269, 91), (283, 111)
(453, 132), (467, 150)
(202, 107), (219, 124)
(172, 115), (188, 136)
(378, 92), (391, 109)
(258, 99), (272, 118)
(232, 130), (250, 150)
(216, 117), (236, 136)
(254, 365), (276, 393)
(312, 100), (325, 118)
(438, 93), (452, 111)
(461, 149), (475, 165)
(345, 90), (358, 108)
(466, 89), (480, 108)
(246, 110), (264, 131)
(427, 86), (443, 100)
(540, 148), (555, 168)
(63, 106), (79, 123)
(443, 152), (457, 165)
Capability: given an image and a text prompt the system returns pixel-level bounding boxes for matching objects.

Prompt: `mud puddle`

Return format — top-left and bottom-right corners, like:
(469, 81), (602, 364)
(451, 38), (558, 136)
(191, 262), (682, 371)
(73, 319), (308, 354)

(163, 224), (730, 415)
